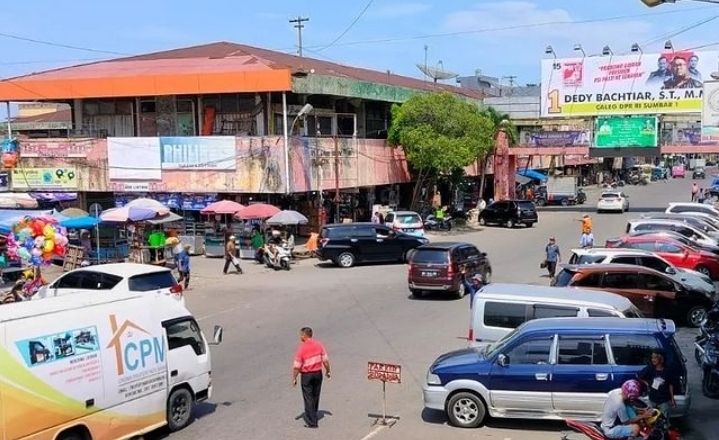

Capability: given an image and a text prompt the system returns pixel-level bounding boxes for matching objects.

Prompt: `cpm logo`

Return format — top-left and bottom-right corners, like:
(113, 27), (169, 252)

(106, 315), (165, 376)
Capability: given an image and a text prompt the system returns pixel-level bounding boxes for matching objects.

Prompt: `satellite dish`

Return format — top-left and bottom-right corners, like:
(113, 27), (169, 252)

(416, 60), (459, 83)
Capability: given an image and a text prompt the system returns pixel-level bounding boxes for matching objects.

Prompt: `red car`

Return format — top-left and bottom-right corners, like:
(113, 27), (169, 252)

(606, 235), (719, 279)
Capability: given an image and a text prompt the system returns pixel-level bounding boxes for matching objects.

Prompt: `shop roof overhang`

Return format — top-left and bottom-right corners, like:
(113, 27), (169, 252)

(0, 56), (293, 101)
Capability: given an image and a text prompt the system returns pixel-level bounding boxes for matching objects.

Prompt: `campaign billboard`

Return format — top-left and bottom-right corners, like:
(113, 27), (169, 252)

(702, 81), (719, 143)
(540, 50), (718, 117)
(594, 116), (658, 148)
(519, 129), (591, 146)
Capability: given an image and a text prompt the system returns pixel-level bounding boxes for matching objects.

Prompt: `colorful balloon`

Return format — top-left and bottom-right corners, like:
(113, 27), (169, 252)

(8, 215), (70, 266)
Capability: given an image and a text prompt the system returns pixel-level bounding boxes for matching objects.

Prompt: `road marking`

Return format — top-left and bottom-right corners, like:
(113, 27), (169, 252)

(359, 425), (386, 440)
(197, 305), (248, 321)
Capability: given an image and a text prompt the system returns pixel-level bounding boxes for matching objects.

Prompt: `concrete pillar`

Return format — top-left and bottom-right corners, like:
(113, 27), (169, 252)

(493, 131), (516, 201)
(72, 99), (83, 132)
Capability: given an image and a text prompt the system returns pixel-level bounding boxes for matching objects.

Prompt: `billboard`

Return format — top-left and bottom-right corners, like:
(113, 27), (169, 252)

(594, 116), (658, 148)
(519, 130), (591, 146)
(540, 50), (718, 117)
(702, 81), (719, 143)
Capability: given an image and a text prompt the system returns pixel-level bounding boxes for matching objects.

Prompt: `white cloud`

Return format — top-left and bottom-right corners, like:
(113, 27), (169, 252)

(441, 2), (654, 58)
(371, 2), (431, 18)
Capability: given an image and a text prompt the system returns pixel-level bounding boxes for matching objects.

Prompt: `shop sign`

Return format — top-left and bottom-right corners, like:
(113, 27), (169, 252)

(594, 116), (658, 148)
(159, 136), (236, 170)
(702, 81), (719, 143)
(519, 130), (591, 147)
(10, 168), (78, 190)
(108, 182), (164, 192)
(20, 141), (93, 158)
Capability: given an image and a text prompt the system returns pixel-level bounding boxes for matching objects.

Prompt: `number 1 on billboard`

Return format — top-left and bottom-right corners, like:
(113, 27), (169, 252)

(547, 89), (561, 114)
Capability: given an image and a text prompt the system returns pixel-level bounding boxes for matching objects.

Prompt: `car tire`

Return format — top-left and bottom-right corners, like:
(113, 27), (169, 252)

(535, 198), (546, 207)
(337, 252), (356, 268)
(447, 391), (487, 428)
(561, 199), (569, 206)
(597, 209), (603, 214)
(410, 288), (422, 298)
(687, 305), (708, 328)
(695, 265), (712, 278)
(505, 219), (515, 228)
(455, 281), (466, 299)
(525, 222), (534, 228)
(167, 387), (194, 431)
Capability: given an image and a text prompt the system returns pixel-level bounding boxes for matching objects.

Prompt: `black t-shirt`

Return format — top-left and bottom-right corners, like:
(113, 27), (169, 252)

(638, 365), (678, 404)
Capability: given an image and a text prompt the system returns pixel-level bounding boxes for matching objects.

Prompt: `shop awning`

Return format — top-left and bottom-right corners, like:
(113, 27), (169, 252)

(516, 168), (548, 181)
(515, 174), (532, 185)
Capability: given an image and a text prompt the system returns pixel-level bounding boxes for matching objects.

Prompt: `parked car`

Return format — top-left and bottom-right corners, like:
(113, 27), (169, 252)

(384, 211), (425, 237)
(641, 213), (719, 236)
(708, 177), (719, 199)
(467, 283), (642, 348)
(408, 242), (492, 298)
(672, 165), (686, 178)
(693, 167), (706, 179)
(478, 200), (537, 228)
(36, 263), (185, 305)
(626, 219), (718, 247)
(552, 263), (714, 326)
(567, 247), (716, 289)
(666, 202), (719, 219)
(596, 191), (629, 213)
(422, 318), (689, 428)
(317, 222), (428, 268)
(620, 230), (719, 257)
(605, 235), (719, 280)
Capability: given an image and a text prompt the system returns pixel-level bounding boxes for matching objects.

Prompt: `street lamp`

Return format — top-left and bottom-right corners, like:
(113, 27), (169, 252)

(664, 40), (674, 51)
(573, 44), (586, 57)
(602, 46), (613, 56)
(545, 45), (556, 58)
(641, 0), (719, 6)
(631, 43), (643, 53)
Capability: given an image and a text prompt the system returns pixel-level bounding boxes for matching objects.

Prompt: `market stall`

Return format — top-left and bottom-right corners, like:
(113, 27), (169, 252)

(200, 200), (246, 258)
(235, 203), (281, 259)
(100, 200), (170, 265)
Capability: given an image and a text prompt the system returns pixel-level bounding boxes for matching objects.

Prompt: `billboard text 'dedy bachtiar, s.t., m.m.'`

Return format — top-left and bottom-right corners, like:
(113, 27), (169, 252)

(540, 50), (717, 117)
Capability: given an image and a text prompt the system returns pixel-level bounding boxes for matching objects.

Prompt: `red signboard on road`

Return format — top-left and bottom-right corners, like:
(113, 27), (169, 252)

(367, 362), (401, 384)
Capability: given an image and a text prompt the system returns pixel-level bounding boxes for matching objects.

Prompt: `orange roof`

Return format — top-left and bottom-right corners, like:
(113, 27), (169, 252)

(0, 42), (483, 101)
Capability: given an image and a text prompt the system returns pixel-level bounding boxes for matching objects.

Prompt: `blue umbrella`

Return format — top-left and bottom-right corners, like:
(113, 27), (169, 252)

(60, 216), (101, 229)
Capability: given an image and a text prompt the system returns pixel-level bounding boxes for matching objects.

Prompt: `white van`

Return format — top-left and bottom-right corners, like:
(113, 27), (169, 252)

(0, 290), (222, 440)
(468, 283), (642, 348)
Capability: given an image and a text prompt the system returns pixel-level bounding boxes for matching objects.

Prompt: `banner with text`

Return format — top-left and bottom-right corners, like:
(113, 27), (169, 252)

(541, 50), (718, 117)
(595, 116), (658, 148)
(519, 130), (591, 147)
(160, 136), (236, 170)
(702, 81), (719, 143)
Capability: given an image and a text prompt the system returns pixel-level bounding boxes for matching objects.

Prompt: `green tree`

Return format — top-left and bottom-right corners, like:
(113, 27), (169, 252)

(478, 106), (518, 201)
(388, 92), (495, 207)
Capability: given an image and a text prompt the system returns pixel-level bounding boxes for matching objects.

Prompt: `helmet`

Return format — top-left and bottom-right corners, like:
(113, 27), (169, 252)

(621, 379), (642, 400)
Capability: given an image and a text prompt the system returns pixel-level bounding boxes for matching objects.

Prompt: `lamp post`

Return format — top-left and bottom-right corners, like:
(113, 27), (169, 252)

(631, 43), (643, 54)
(602, 46), (613, 56)
(281, 101), (313, 194)
(640, 0), (719, 6)
(545, 45), (556, 59)
(573, 44), (586, 57)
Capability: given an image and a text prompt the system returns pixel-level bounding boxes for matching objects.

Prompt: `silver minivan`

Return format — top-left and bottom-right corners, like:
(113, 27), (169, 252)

(468, 283), (642, 348)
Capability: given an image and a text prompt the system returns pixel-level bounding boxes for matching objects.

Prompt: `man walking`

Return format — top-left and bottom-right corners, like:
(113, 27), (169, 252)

(292, 327), (331, 428)
(223, 235), (243, 275)
(692, 182), (699, 202)
(176, 244), (191, 289)
(544, 237), (561, 280)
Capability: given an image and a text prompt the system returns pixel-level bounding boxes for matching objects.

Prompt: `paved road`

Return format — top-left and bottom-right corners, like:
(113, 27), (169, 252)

(160, 175), (714, 440)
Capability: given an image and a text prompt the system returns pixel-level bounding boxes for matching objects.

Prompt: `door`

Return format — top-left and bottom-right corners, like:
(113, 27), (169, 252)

(352, 226), (381, 261)
(373, 226), (403, 260)
(460, 245), (480, 277)
(607, 333), (662, 390)
(599, 271), (654, 316)
(653, 242), (687, 268)
(488, 335), (554, 413)
(163, 318), (210, 392)
(638, 273), (678, 319)
(551, 336), (613, 416)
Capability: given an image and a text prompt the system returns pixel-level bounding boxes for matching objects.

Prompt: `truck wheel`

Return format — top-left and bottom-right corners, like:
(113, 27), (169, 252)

(167, 387), (194, 431)
(561, 199), (569, 206)
(447, 391), (487, 428)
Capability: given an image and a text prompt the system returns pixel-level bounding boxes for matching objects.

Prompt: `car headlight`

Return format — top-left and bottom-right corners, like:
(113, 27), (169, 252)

(426, 371), (442, 385)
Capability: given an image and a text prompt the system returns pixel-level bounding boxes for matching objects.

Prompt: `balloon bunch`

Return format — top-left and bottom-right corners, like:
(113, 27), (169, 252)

(7, 216), (69, 266)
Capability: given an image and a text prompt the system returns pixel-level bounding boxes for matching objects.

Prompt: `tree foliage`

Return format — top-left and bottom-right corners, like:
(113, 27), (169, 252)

(388, 92), (495, 174)
(482, 106), (518, 146)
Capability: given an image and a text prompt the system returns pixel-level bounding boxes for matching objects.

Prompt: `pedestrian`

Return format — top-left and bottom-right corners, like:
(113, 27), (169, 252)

(543, 237), (561, 280)
(292, 327), (331, 429)
(577, 213), (593, 246)
(636, 349), (679, 419)
(177, 244), (191, 289)
(580, 230), (594, 249)
(371, 211), (380, 223)
(698, 188), (706, 204)
(223, 235), (243, 275)
(460, 265), (485, 308)
(691, 182), (699, 202)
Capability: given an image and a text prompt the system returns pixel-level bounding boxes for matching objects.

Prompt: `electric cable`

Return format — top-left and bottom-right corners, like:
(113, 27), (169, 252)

(315, 0), (375, 52)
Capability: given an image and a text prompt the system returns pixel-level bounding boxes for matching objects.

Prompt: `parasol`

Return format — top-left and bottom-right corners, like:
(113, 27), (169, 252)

(146, 211), (184, 225)
(265, 210), (309, 226)
(125, 197), (170, 215)
(100, 206), (159, 222)
(60, 207), (90, 218)
(234, 203), (281, 220)
(201, 200), (245, 215)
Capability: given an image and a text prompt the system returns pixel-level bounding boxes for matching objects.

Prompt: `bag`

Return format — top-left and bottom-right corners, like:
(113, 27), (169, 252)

(540, 260), (548, 269)
(231, 256), (241, 266)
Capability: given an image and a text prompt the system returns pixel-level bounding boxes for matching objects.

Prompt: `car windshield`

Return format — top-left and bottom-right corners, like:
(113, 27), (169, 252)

(396, 214), (421, 224)
(552, 269), (576, 287)
(484, 326), (522, 357)
(601, 193), (619, 199)
(128, 271), (177, 291)
(411, 249), (449, 264)
(517, 201), (535, 210)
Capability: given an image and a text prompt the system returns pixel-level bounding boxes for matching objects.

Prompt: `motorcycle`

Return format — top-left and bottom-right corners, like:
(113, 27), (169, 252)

(696, 332), (719, 399)
(576, 188), (587, 205)
(694, 301), (719, 365)
(424, 214), (452, 231)
(263, 243), (292, 271)
(562, 404), (681, 440)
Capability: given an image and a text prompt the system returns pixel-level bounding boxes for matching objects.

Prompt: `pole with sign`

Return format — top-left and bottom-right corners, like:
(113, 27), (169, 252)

(367, 361), (401, 427)
(88, 203), (103, 265)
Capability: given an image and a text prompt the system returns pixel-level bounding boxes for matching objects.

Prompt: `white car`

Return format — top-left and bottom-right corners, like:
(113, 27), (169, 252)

(666, 202), (719, 219)
(597, 191), (629, 213)
(35, 263), (185, 306)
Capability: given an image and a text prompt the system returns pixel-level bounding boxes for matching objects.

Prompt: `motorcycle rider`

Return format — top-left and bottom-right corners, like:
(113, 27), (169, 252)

(600, 379), (652, 439)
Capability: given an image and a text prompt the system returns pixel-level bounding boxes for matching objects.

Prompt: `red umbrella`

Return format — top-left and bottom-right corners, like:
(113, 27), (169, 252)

(201, 200), (245, 215)
(234, 203), (281, 220)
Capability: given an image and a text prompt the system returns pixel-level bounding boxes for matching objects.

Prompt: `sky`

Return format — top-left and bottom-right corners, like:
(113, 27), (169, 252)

(1, 0), (719, 119)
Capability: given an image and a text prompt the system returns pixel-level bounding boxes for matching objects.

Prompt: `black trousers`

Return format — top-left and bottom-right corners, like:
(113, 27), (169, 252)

(223, 256), (241, 274)
(301, 370), (323, 426)
(547, 261), (557, 278)
(177, 271), (190, 289)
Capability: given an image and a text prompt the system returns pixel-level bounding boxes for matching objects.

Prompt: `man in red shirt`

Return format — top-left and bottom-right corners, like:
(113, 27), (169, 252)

(292, 327), (331, 428)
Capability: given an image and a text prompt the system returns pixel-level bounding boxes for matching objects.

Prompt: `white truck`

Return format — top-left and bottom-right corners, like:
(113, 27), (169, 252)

(0, 290), (222, 440)
(535, 175), (584, 206)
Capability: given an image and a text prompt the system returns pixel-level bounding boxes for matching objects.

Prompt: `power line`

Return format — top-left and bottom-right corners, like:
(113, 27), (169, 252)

(0, 31), (131, 56)
(315, 0), (375, 52)
(289, 16), (310, 59)
(640, 14), (719, 48)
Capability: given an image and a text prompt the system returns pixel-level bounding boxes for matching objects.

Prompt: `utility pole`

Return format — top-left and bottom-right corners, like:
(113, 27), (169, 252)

(333, 136), (341, 223)
(289, 16), (309, 59)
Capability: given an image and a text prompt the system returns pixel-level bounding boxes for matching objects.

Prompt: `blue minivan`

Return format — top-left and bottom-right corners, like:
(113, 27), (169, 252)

(423, 318), (690, 428)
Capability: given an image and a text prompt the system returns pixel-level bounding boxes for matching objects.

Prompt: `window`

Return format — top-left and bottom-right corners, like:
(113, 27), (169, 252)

(640, 274), (675, 291)
(602, 272), (639, 289)
(574, 255), (606, 265)
(504, 337), (552, 364)
(588, 308), (620, 317)
(352, 227), (376, 239)
(55, 272), (84, 289)
(639, 256), (670, 273)
(384, 213), (394, 223)
(634, 223), (655, 232)
(609, 334), (660, 366)
(396, 214), (421, 224)
(656, 243), (683, 254)
(532, 305), (578, 319)
(553, 270), (578, 287)
(128, 271), (178, 292)
(674, 226), (696, 238)
(517, 201), (535, 211)
(572, 272), (602, 287)
(164, 318), (206, 356)
(411, 249), (449, 264)
(461, 246), (481, 260)
(624, 242), (656, 252)
(491, 201), (508, 211)
(483, 302), (527, 328)
(78, 272), (103, 290)
(557, 337), (608, 365)
(611, 256), (638, 266)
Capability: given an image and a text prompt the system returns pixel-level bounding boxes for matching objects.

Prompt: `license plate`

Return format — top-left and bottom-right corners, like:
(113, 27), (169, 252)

(422, 271), (438, 277)
(404, 228), (415, 232)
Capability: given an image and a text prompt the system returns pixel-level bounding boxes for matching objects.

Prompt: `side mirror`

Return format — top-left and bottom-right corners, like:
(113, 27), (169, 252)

(211, 325), (224, 345)
(497, 354), (509, 367)
(665, 267), (677, 275)
(480, 252), (487, 257)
